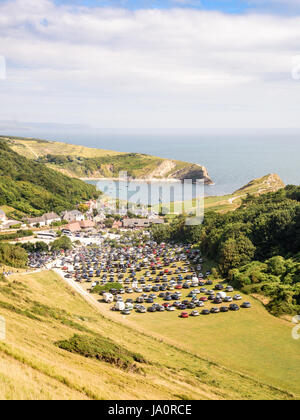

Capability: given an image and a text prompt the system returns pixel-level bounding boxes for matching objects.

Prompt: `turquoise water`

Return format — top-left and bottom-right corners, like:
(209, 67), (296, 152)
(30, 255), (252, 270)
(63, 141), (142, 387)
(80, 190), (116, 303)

(6, 131), (300, 195)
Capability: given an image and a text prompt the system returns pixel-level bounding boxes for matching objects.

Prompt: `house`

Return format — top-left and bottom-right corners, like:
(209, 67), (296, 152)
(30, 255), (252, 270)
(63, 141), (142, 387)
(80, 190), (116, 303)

(24, 212), (61, 227)
(43, 212), (61, 225)
(25, 216), (47, 227)
(79, 220), (95, 231)
(62, 222), (81, 234)
(93, 213), (106, 223)
(122, 219), (151, 229)
(61, 210), (85, 222)
(0, 210), (6, 222)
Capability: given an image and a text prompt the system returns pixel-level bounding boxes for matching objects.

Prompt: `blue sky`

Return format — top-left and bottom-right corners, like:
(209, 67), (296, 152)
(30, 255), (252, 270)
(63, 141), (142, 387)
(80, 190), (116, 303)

(52, 0), (300, 15)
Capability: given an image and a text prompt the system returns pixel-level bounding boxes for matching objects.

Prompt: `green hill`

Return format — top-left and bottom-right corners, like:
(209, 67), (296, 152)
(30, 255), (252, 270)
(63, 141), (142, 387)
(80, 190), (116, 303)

(0, 140), (99, 216)
(0, 135), (213, 184)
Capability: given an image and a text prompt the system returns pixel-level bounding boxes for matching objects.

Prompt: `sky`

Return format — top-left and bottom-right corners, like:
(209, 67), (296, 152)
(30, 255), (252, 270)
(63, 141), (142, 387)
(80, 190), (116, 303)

(1, 0), (300, 134)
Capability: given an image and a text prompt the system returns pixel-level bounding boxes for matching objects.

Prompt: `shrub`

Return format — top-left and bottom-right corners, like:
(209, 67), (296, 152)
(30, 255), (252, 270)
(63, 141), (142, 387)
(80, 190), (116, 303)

(55, 334), (147, 371)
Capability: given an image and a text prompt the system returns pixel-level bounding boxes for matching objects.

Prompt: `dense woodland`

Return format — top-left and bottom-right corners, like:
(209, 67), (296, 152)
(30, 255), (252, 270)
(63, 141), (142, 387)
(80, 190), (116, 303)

(0, 140), (99, 216)
(151, 186), (300, 315)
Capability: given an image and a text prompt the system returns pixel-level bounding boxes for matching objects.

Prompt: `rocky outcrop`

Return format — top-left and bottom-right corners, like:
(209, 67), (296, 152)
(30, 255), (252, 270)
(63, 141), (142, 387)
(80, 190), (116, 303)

(168, 163), (213, 185)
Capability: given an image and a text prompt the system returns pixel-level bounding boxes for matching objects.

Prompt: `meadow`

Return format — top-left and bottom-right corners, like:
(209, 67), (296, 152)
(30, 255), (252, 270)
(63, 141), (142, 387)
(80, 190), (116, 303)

(77, 258), (300, 399)
(0, 270), (297, 400)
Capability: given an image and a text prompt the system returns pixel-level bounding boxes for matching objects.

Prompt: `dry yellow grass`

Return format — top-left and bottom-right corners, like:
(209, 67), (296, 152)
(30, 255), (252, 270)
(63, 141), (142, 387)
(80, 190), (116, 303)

(7, 138), (123, 159)
(0, 270), (297, 400)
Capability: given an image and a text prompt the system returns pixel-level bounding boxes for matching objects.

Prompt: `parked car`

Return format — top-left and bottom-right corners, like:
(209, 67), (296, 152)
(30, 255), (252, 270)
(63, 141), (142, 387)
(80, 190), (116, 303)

(121, 309), (131, 315)
(210, 307), (220, 313)
(241, 301), (251, 308)
(201, 309), (210, 315)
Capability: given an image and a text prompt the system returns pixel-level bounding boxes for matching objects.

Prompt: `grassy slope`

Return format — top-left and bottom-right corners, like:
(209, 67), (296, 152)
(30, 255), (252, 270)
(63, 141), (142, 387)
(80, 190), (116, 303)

(0, 270), (295, 400)
(204, 174), (285, 213)
(79, 262), (300, 399)
(0, 140), (98, 216)
(158, 174), (285, 215)
(0, 136), (211, 182)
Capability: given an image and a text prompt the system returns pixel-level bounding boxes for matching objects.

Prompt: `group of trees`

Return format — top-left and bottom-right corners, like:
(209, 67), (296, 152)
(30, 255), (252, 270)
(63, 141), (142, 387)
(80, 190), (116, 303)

(0, 242), (28, 267)
(0, 230), (33, 242)
(151, 186), (300, 315)
(0, 140), (99, 216)
(50, 236), (73, 251)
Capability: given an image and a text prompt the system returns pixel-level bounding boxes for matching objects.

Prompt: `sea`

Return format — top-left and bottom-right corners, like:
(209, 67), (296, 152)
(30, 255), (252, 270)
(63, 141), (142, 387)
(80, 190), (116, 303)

(6, 130), (300, 200)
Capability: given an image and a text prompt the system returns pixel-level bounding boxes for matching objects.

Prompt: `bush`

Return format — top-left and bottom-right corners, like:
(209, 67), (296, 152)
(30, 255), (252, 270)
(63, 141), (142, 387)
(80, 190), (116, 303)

(56, 334), (147, 371)
(51, 236), (72, 251)
(0, 243), (28, 267)
(91, 282), (122, 294)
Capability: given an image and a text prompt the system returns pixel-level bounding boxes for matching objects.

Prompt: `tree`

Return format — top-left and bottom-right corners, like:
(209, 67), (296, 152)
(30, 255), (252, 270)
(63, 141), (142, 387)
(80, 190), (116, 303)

(0, 243), (28, 267)
(218, 235), (255, 275)
(51, 236), (72, 251)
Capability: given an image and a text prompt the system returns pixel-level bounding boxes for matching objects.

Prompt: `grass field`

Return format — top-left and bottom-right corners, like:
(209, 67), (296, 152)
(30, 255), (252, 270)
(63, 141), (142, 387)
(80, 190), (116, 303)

(1, 137), (123, 159)
(75, 256), (300, 399)
(155, 173), (286, 215)
(0, 270), (297, 400)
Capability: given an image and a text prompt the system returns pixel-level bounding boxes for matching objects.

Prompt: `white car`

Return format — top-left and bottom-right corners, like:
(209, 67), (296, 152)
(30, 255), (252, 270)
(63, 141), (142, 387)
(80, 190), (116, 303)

(166, 306), (176, 311)
(234, 294), (242, 300)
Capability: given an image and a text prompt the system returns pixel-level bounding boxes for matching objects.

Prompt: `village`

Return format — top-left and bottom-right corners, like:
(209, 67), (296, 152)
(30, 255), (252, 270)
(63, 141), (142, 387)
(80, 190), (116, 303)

(0, 198), (165, 243)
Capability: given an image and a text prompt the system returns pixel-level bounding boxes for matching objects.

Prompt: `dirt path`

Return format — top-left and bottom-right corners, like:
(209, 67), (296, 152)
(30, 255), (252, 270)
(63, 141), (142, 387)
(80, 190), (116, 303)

(228, 195), (244, 205)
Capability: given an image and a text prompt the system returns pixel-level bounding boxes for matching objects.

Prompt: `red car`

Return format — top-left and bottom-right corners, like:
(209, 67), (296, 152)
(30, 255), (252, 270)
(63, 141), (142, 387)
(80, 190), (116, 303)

(180, 312), (189, 318)
(163, 303), (170, 308)
(200, 296), (208, 302)
(175, 285), (182, 290)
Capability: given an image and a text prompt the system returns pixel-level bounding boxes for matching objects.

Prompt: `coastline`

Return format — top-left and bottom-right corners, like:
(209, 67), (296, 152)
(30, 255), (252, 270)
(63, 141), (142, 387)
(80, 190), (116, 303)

(81, 177), (215, 185)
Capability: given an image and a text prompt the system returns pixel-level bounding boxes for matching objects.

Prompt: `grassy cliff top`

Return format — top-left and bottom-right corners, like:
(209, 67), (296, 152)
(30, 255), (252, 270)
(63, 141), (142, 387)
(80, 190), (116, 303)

(0, 135), (213, 184)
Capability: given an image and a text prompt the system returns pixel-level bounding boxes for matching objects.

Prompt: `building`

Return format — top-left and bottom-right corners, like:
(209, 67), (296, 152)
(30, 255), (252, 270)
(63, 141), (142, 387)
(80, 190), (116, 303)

(62, 222), (81, 234)
(122, 219), (151, 229)
(43, 212), (61, 225)
(122, 218), (164, 229)
(24, 212), (61, 227)
(79, 220), (95, 231)
(61, 210), (85, 222)
(25, 216), (47, 227)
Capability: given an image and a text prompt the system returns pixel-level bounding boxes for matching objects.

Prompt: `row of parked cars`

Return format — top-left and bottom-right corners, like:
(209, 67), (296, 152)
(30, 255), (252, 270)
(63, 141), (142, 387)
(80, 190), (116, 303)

(54, 235), (252, 319)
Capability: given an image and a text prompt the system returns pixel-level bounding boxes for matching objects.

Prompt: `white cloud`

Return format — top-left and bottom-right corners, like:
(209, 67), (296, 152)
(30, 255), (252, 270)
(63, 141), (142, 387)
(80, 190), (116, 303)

(0, 0), (300, 132)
